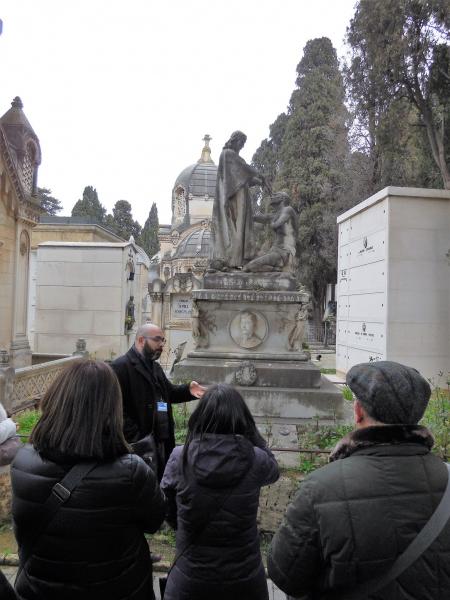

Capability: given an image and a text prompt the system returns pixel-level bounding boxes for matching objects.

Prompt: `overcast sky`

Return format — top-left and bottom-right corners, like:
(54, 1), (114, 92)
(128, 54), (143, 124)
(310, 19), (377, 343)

(1, 0), (356, 226)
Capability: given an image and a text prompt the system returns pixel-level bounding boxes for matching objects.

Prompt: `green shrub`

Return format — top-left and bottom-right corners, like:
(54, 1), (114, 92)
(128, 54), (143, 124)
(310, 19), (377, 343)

(173, 404), (189, 445)
(298, 456), (319, 474)
(421, 381), (450, 460)
(296, 423), (352, 451)
(342, 385), (353, 402)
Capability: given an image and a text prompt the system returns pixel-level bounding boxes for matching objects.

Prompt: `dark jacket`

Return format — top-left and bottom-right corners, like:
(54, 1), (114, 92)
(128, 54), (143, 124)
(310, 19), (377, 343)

(160, 433), (279, 600)
(11, 444), (166, 600)
(111, 347), (194, 451)
(268, 424), (450, 600)
(0, 568), (16, 600)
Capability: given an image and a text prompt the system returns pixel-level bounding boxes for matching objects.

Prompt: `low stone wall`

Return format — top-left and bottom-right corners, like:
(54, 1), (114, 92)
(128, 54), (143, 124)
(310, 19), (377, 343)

(32, 353), (70, 366)
(258, 472), (302, 533)
(0, 355), (82, 415)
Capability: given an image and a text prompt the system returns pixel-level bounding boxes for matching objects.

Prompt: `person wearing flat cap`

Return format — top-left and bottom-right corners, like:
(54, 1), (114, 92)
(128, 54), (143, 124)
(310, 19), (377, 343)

(268, 361), (450, 600)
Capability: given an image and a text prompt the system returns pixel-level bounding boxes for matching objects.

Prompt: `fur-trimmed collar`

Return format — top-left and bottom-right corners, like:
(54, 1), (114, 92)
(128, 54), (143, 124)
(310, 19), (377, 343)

(329, 424), (434, 462)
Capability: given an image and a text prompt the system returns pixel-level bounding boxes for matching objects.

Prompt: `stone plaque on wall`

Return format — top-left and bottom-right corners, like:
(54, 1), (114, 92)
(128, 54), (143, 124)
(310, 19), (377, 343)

(172, 295), (192, 319)
(346, 320), (385, 354)
(349, 199), (387, 239)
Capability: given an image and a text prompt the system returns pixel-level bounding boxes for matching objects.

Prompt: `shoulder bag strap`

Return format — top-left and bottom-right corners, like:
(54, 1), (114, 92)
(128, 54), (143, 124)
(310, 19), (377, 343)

(326, 462), (450, 600)
(18, 461), (97, 571)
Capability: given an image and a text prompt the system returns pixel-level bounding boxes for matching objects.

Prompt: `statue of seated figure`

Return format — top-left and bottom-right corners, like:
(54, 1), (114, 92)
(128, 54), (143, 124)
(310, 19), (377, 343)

(243, 192), (297, 273)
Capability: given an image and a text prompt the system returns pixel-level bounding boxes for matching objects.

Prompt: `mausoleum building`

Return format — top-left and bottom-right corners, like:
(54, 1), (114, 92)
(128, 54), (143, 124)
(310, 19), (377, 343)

(149, 135), (217, 368)
(0, 97), (42, 367)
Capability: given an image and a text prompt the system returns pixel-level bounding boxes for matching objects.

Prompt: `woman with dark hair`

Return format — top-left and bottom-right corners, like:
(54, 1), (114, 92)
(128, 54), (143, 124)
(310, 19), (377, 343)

(11, 359), (166, 600)
(161, 383), (279, 600)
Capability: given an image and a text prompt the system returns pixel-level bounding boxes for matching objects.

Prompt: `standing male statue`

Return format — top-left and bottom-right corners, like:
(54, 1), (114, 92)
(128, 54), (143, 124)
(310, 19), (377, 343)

(211, 131), (265, 270)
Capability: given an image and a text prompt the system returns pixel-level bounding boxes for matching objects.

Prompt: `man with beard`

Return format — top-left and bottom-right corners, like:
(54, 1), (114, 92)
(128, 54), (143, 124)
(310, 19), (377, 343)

(111, 323), (205, 480)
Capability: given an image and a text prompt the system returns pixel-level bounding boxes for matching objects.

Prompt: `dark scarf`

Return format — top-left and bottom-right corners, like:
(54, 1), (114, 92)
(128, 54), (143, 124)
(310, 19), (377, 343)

(330, 424), (434, 462)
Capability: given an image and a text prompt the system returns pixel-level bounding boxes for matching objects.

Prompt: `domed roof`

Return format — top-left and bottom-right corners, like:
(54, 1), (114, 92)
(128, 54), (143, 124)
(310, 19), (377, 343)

(173, 135), (217, 199)
(174, 161), (217, 198)
(174, 228), (211, 259)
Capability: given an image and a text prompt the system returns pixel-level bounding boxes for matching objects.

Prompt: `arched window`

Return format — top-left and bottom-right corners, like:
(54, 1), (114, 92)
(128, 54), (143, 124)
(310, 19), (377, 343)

(174, 185), (186, 220)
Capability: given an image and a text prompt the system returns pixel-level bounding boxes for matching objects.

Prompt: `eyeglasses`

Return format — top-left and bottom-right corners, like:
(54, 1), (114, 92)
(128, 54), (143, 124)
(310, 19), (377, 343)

(143, 336), (166, 344)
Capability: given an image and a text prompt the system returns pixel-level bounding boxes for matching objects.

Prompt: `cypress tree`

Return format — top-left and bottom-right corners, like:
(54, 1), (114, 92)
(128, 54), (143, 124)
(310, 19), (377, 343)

(140, 203), (160, 258)
(71, 186), (106, 223)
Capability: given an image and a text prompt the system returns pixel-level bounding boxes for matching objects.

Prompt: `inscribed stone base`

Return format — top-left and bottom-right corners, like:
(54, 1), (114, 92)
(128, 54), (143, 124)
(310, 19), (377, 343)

(176, 282), (349, 422)
(174, 359), (348, 421)
(175, 356), (321, 388)
(203, 271), (297, 291)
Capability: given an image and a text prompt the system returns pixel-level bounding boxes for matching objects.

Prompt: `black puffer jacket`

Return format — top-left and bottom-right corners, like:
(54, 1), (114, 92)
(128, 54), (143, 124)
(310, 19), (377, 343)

(11, 445), (166, 600)
(161, 434), (279, 600)
(268, 425), (450, 600)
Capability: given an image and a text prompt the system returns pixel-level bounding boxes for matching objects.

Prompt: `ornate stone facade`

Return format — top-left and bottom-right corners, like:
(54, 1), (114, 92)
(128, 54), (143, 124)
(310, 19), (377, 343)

(149, 136), (217, 368)
(0, 98), (42, 367)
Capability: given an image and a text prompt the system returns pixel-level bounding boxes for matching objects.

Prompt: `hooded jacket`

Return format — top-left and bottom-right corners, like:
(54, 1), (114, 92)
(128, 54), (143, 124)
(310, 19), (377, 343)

(11, 445), (166, 600)
(268, 425), (450, 600)
(161, 434), (279, 600)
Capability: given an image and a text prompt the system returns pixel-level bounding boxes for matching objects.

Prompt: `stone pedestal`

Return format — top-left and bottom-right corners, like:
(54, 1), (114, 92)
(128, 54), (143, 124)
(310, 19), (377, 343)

(9, 337), (32, 368)
(174, 273), (348, 423)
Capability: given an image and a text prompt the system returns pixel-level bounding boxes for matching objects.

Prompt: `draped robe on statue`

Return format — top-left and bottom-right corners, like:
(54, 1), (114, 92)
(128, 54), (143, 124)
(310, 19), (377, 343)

(212, 148), (258, 268)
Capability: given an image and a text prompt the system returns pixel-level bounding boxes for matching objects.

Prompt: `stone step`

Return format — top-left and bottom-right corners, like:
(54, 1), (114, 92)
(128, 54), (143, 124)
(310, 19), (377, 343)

(176, 356), (322, 389)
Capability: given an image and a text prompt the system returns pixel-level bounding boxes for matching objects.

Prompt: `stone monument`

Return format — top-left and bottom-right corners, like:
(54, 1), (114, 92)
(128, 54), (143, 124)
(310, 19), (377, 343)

(175, 132), (347, 423)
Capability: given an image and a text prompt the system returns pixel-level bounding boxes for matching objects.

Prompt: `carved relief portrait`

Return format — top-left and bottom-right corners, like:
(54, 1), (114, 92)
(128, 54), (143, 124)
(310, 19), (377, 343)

(229, 310), (267, 349)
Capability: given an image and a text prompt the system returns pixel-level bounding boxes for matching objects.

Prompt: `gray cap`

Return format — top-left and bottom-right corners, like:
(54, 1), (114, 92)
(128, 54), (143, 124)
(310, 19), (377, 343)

(346, 361), (431, 424)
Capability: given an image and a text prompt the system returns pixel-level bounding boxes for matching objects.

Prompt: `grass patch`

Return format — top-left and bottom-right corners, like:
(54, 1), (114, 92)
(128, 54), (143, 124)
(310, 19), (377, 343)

(421, 385), (450, 460)
(298, 456), (320, 474)
(173, 404), (189, 445)
(294, 422), (353, 474)
(341, 385), (353, 402)
(296, 423), (353, 450)
(16, 409), (41, 442)
(149, 527), (176, 548)
(320, 368), (336, 374)
(0, 521), (17, 555)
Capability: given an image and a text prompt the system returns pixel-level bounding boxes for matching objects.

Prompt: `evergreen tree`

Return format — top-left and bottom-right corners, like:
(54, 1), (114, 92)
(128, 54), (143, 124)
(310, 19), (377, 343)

(252, 38), (352, 318)
(36, 187), (63, 215)
(252, 112), (289, 192)
(106, 200), (141, 241)
(346, 0), (450, 189)
(278, 38), (350, 209)
(71, 186), (106, 222)
(282, 38), (351, 318)
(140, 203), (160, 258)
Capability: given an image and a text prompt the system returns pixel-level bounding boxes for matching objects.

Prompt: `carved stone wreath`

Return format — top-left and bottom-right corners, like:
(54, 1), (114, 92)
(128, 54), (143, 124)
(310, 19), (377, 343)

(235, 361), (258, 386)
